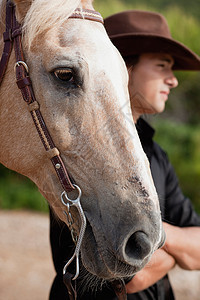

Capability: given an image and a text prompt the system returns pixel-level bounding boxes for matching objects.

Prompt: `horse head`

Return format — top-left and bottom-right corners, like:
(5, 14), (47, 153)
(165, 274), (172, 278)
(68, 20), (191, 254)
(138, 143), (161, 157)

(0, 0), (165, 282)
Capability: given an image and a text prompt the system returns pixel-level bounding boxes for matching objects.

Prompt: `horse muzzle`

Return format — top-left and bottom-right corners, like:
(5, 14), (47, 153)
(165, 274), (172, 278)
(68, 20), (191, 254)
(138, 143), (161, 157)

(80, 206), (164, 279)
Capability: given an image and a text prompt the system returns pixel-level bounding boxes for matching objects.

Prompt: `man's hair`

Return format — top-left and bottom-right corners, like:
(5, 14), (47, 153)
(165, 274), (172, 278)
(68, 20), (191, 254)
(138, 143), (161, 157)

(124, 55), (140, 69)
(124, 55), (140, 78)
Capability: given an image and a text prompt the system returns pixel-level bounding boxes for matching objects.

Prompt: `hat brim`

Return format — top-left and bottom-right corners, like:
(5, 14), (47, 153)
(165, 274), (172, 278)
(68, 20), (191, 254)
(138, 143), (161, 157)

(109, 33), (200, 70)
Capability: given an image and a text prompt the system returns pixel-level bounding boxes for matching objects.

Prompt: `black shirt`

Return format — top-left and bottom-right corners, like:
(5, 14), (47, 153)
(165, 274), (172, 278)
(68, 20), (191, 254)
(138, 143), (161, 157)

(49, 118), (200, 300)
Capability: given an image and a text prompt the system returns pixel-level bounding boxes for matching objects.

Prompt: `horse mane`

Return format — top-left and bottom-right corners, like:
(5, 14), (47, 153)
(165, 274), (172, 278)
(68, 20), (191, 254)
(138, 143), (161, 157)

(23, 0), (81, 49)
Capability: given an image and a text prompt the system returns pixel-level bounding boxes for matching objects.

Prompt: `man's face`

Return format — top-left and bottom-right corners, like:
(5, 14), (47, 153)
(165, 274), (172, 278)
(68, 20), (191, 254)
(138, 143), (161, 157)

(128, 53), (178, 120)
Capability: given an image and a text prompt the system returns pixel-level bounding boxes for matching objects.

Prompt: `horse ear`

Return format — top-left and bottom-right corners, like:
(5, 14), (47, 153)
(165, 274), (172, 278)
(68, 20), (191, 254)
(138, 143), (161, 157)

(12, 0), (32, 23)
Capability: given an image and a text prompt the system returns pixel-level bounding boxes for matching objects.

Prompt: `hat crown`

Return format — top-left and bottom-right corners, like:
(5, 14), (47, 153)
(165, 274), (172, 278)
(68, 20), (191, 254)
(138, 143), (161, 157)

(104, 10), (200, 70)
(105, 10), (171, 39)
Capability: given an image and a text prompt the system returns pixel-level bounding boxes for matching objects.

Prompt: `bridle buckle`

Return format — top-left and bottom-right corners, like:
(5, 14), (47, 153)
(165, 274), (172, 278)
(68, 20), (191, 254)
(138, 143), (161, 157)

(14, 60), (29, 73)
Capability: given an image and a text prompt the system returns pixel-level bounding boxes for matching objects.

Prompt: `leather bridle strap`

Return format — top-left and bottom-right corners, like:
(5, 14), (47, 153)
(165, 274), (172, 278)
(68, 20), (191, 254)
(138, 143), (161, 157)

(0, 1), (14, 84)
(12, 3), (75, 193)
(111, 280), (127, 300)
(69, 8), (103, 24)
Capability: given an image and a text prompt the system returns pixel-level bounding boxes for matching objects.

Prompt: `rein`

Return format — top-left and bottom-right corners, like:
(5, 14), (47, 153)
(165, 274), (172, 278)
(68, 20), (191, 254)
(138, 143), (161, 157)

(0, 2), (127, 299)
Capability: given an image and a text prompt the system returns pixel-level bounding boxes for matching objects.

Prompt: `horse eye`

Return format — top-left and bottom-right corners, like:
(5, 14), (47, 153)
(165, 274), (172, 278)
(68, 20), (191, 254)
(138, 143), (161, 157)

(54, 69), (74, 82)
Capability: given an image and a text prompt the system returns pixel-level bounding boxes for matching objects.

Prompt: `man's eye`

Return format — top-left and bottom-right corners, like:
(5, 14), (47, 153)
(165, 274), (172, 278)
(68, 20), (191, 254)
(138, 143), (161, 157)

(157, 64), (165, 67)
(54, 69), (74, 82)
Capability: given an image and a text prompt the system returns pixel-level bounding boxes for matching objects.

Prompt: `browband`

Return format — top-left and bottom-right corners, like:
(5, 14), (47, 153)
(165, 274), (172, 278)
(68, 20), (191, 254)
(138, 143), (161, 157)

(69, 8), (104, 24)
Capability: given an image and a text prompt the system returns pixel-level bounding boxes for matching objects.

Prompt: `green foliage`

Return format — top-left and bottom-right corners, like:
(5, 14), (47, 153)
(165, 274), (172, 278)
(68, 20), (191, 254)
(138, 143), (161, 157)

(165, 72), (200, 124)
(0, 164), (48, 212)
(153, 119), (200, 214)
(94, 0), (155, 17)
(164, 6), (200, 55)
(94, 0), (200, 20)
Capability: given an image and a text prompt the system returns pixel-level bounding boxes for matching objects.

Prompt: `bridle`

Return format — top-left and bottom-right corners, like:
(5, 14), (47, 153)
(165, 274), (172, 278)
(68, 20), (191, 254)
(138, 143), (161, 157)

(0, 1), (103, 193)
(0, 1), (127, 299)
(0, 0), (103, 280)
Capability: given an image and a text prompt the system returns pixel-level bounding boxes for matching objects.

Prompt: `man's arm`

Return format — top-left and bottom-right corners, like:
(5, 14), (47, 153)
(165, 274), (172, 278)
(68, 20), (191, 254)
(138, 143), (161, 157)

(163, 222), (200, 270)
(126, 248), (175, 294)
(126, 222), (200, 294)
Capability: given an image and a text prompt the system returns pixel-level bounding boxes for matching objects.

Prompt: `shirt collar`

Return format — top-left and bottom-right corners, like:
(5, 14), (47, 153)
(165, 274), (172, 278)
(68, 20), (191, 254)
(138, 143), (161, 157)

(136, 118), (155, 142)
(136, 118), (155, 161)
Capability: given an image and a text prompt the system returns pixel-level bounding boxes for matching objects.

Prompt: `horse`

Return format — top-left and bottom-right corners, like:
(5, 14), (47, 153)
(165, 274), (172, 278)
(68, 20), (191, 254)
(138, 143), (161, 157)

(0, 0), (165, 296)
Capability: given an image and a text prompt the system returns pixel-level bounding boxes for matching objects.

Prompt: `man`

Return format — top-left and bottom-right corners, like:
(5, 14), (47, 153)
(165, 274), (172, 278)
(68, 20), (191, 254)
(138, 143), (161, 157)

(104, 10), (200, 298)
(49, 10), (200, 299)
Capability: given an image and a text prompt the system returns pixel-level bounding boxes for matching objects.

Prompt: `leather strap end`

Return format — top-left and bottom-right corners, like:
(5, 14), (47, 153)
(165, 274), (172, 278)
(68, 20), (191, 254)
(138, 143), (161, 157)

(111, 279), (127, 300)
(63, 272), (77, 300)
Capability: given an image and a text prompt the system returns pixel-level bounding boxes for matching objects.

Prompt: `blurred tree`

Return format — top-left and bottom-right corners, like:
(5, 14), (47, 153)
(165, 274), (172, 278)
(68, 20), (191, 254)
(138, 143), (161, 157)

(153, 119), (200, 213)
(0, 164), (47, 212)
(94, 0), (200, 20)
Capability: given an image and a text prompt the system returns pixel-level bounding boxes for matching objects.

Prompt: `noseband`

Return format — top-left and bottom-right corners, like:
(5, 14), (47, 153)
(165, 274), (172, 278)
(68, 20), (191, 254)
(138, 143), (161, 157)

(0, 2), (127, 299)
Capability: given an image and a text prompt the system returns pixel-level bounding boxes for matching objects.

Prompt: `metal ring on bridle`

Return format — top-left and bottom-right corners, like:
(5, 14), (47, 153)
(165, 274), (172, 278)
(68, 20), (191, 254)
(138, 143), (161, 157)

(14, 61), (29, 73)
(61, 184), (86, 280)
(61, 184), (82, 206)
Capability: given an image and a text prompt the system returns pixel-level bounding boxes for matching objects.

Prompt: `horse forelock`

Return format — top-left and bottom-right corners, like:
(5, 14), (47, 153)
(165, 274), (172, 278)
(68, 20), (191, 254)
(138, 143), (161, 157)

(22, 0), (83, 49)
(0, 0), (97, 47)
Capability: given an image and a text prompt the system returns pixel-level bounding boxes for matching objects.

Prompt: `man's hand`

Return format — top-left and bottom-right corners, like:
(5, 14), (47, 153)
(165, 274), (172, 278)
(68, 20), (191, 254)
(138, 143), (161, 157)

(126, 222), (200, 294)
(126, 248), (175, 294)
(163, 222), (200, 270)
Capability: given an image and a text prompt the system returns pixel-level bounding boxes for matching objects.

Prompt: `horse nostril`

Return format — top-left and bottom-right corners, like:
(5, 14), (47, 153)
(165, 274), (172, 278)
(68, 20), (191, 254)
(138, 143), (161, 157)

(125, 231), (151, 260)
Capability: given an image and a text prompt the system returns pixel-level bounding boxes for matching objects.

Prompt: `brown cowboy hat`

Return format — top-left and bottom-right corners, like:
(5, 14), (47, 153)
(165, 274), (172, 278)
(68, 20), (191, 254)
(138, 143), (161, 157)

(104, 10), (200, 70)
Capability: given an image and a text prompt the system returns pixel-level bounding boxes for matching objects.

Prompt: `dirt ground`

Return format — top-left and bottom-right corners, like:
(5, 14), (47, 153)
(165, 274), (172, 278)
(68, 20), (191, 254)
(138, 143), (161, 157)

(0, 210), (55, 300)
(0, 210), (200, 300)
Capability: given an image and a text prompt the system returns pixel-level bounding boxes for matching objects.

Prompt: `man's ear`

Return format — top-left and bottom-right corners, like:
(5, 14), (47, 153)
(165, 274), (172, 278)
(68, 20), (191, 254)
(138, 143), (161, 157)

(12, 0), (32, 23)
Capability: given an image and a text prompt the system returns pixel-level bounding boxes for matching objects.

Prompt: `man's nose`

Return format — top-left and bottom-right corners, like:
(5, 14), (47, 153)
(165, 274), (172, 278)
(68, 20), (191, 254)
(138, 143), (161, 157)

(165, 73), (178, 89)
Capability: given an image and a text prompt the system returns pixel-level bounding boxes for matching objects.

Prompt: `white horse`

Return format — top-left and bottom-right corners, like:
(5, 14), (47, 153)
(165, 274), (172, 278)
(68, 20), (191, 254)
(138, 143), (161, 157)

(0, 0), (164, 291)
